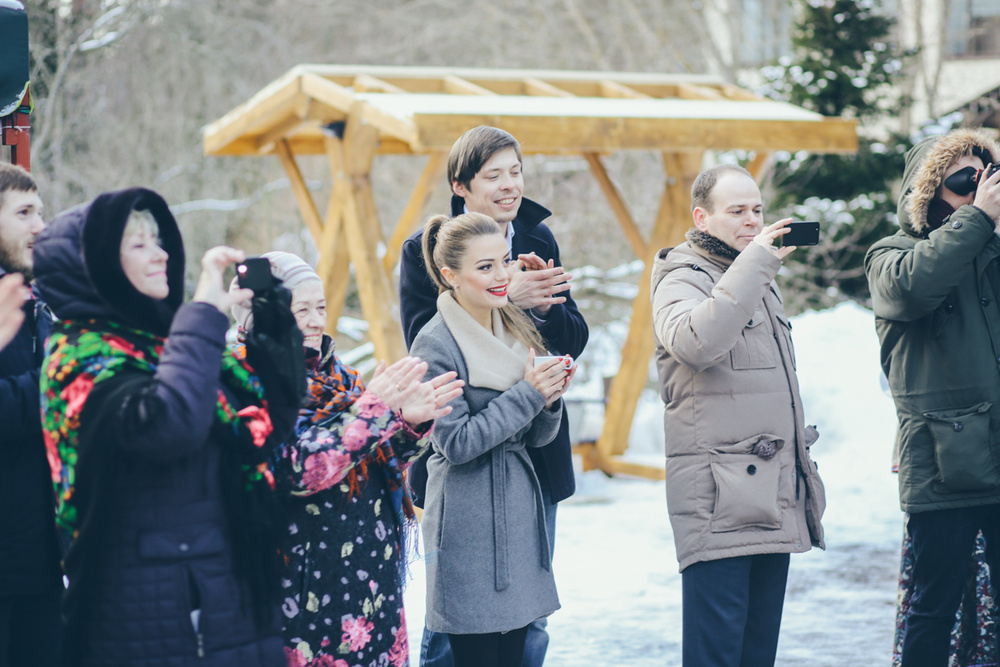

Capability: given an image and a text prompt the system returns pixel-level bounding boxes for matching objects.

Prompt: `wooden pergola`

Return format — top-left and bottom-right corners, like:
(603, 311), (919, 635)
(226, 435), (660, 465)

(204, 64), (857, 480)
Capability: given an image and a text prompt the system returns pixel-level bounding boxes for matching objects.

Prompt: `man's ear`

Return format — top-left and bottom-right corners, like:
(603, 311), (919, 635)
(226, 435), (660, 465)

(692, 207), (709, 232)
(452, 180), (468, 198)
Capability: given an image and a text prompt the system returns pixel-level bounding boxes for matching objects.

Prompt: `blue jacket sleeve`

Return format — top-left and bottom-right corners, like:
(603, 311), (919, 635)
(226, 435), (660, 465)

(89, 303), (233, 462)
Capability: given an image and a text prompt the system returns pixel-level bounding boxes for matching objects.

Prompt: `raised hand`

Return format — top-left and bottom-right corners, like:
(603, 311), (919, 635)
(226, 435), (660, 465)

(194, 246), (253, 313)
(752, 218), (796, 260)
(398, 371), (465, 425)
(508, 253), (572, 316)
(974, 165), (1000, 224)
(366, 356), (428, 412)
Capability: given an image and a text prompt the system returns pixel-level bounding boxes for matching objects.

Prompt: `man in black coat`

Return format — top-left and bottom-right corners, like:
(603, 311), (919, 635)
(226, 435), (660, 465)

(0, 163), (62, 666)
(399, 126), (588, 667)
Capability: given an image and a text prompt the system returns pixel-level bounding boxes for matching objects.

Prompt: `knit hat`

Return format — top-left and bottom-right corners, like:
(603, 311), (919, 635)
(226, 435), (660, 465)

(231, 251), (321, 331)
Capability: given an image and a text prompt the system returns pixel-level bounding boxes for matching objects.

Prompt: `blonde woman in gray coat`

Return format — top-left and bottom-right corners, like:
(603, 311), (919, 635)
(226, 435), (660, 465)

(409, 212), (575, 667)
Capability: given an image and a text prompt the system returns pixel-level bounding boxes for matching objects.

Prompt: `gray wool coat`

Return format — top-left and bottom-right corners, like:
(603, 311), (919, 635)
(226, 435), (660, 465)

(410, 293), (562, 635)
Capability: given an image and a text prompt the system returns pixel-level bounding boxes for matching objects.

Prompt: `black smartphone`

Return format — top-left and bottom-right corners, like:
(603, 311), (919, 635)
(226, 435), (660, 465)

(781, 221), (820, 247)
(236, 257), (273, 293)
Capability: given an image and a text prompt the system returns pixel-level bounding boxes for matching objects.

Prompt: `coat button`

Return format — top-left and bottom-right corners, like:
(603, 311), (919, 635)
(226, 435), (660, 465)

(983, 298), (991, 307)
(953, 422), (964, 432)
(179, 543), (190, 552)
(945, 303), (954, 312)
(747, 464), (757, 475)
(952, 220), (963, 229)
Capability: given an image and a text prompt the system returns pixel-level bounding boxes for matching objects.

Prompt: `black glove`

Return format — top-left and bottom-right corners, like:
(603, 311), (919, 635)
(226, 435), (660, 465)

(244, 282), (307, 409)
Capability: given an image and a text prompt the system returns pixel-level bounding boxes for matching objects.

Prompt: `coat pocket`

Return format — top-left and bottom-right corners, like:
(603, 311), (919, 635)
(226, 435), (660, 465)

(709, 435), (785, 533)
(922, 402), (999, 492)
(730, 312), (778, 370)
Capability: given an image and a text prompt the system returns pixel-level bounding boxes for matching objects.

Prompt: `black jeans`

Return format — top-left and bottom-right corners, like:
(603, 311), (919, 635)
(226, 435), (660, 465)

(0, 591), (62, 667)
(902, 505), (1000, 667)
(447, 626), (529, 667)
(681, 553), (790, 667)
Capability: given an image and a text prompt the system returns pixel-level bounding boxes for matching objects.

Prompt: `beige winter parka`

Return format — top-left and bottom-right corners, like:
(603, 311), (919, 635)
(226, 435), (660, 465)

(651, 234), (826, 572)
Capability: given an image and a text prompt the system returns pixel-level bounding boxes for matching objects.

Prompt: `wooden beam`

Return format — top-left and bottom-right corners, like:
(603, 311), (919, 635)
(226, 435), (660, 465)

(596, 152), (702, 464)
(254, 114), (310, 152)
(301, 72), (419, 146)
(203, 74), (303, 155)
(353, 74), (408, 94)
(599, 80), (651, 99)
(583, 152), (646, 258)
(316, 138), (352, 330)
(522, 78), (575, 97)
(325, 110), (406, 362)
(674, 83), (727, 100)
(384, 152), (447, 273)
(747, 151), (775, 184)
(442, 75), (497, 96)
(274, 139), (324, 242)
(413, 114), (859, 155)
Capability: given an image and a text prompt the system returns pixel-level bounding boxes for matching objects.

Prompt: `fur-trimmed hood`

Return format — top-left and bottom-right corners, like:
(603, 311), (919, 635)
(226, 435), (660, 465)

(899, 129), (1000, 237)
(33, 188), (185, 336)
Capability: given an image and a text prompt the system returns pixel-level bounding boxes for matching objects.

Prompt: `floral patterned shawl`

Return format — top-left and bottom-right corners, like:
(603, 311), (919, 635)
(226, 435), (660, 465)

(41, 318), (275, 546)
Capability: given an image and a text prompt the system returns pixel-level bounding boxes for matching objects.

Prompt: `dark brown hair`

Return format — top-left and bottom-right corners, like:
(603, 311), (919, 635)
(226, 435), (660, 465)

(447, 126), (523, 191)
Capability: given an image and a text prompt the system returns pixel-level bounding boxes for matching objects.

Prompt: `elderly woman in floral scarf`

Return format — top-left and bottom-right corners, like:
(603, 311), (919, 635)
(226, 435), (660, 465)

(233, 252), (462, 667)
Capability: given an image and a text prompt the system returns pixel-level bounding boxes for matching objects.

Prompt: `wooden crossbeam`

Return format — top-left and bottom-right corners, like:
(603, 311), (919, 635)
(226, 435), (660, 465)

(274, 139), (324, 242)
(583, 152), (646, 258)
(522, 78), (575, 97)
(301, 72), (418, 145)
(442, 76), (497, 96)
(412, 115), (859, 155)
(353, 74), (408, 94)
(598, 80), (651, 99)
(384, 152), (447, 273)
(675, 83), (727, 100)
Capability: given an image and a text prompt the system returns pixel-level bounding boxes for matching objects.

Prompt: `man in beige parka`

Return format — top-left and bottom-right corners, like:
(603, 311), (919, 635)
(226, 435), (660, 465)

(651, 164), (826, 667)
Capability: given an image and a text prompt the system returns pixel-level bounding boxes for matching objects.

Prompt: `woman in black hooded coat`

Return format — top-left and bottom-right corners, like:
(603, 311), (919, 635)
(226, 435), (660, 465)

(33, 188), (302, 667)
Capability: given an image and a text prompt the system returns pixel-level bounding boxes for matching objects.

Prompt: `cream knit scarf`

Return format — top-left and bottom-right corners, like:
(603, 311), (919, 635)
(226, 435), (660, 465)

(437, 291), (528, 391)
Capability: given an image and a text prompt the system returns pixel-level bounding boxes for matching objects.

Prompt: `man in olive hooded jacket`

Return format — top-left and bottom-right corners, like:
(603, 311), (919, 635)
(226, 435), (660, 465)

(866, 128), (1000, 667)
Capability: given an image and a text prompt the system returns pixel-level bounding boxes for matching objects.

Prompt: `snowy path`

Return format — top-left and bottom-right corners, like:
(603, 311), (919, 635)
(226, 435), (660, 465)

(405, 302), (907, 665)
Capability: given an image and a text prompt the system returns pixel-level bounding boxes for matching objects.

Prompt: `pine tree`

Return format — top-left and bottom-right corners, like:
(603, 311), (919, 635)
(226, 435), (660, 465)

(757, 0), (915, 314)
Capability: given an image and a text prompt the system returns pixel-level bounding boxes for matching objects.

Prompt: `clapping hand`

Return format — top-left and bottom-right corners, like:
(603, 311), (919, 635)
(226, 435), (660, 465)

(368, 357), (465, 425)
(507, 253), (572, 316)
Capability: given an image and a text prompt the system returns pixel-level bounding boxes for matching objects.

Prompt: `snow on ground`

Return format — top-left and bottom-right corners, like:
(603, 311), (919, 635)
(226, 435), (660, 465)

(404, 301), (905, 665)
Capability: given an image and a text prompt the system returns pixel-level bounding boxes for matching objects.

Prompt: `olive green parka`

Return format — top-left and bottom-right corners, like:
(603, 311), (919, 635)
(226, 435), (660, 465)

(865, 129), (1000, 513)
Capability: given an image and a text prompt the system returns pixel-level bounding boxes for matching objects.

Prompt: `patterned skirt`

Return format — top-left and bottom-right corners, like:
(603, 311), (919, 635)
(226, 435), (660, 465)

(893, 522), (998, 667)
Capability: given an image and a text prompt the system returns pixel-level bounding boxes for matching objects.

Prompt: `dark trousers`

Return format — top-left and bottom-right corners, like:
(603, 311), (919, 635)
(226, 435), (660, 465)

(0, 591), (62, 667)
(448, 627), (529, 667)
(901, 505), (1000, 667)
(681, 553), (790, 667)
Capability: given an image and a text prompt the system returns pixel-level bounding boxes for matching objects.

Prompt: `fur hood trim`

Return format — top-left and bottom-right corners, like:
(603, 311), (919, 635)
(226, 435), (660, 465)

(900, 129), (1000, 237)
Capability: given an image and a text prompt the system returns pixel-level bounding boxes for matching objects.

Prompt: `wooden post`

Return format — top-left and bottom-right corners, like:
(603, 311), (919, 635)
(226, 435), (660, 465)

(594, 151), (702, 479)
(324, 110), (406, 363)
